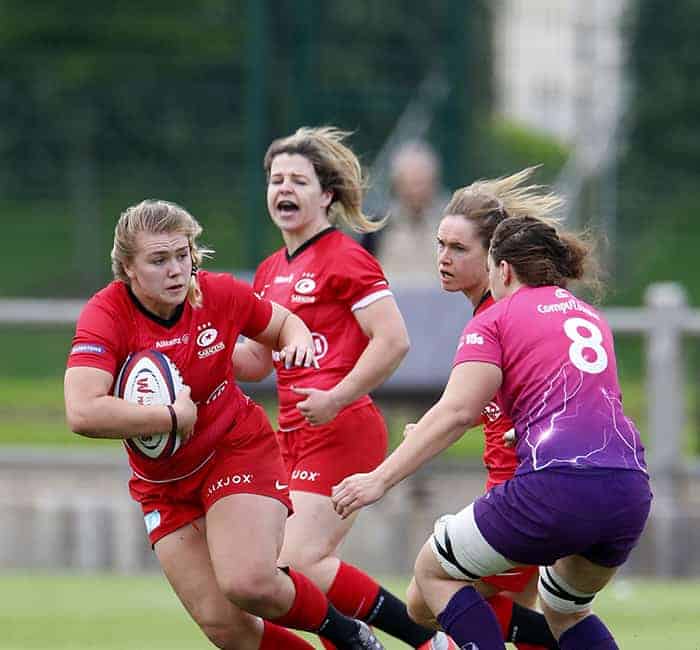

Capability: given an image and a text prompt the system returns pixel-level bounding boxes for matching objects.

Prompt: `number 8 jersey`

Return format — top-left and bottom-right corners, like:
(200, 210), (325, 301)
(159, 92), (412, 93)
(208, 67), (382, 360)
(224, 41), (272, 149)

(453, 285), (647, 476)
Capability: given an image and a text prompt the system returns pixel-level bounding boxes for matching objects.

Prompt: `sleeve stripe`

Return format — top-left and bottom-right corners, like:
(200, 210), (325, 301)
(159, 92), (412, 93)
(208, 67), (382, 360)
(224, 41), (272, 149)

(351, 289), (393, 312)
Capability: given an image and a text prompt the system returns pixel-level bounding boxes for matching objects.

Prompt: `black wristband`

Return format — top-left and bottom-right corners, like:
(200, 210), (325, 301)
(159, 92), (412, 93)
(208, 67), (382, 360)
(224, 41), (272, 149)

(166, 404), (178, 436)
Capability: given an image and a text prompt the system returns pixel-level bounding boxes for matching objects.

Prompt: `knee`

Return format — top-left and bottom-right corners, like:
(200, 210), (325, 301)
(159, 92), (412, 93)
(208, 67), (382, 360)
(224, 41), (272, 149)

(538, 567), (596, 639)
(218, 569), (281, 614)
(406, 578), (438, 629)
(541, 600), (591, 639)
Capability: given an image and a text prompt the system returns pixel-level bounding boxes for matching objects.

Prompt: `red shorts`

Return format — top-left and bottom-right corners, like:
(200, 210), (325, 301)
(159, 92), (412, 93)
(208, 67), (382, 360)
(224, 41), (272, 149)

(481, 474), (538, 592)
(129, 403), (293, 545)
(277, 402), (388, 496)
(481, 564), (539, 592)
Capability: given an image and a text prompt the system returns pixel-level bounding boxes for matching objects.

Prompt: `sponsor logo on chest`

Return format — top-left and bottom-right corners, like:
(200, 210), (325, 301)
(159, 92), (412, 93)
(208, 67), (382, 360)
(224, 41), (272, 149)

(155, 334), (190, 349)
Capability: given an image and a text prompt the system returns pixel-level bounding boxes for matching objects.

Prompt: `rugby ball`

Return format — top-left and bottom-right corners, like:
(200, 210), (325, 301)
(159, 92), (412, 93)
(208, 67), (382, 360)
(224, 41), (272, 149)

(114, 349), (184, 459)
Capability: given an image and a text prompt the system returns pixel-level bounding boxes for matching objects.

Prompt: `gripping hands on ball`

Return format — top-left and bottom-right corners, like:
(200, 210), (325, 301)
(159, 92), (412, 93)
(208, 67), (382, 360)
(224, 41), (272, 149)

(172, 385), (197, 442)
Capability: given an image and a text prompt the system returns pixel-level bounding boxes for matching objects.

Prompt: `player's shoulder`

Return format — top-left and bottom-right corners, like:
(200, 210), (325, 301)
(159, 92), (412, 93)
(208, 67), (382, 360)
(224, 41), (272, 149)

(322, 229), (382, 268)
(198, 269), (254, 299)
(82, 281), (128, 316)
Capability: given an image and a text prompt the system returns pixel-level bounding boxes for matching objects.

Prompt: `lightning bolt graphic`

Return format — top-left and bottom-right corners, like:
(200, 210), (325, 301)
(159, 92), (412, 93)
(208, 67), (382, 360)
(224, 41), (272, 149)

(522, 363), (612, 470)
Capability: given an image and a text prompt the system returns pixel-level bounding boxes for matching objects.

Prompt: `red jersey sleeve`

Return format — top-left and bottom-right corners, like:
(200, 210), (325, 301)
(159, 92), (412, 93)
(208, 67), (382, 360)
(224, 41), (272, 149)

(327, 244), (391, 309)
(453, 308), (503, 369)
(229, 275), (274, 338)
(67, 291), (127, 376)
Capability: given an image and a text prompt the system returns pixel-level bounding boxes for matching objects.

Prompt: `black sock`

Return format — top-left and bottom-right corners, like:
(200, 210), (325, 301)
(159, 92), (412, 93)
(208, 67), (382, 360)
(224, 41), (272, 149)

(365, 587), (434, 647)
(508, 602), (559, 648)
(318, 602), (362, 646)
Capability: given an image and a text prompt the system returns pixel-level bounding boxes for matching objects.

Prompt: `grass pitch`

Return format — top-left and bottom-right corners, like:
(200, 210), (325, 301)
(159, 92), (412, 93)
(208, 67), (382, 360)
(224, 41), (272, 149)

(0, 573), (697, 649)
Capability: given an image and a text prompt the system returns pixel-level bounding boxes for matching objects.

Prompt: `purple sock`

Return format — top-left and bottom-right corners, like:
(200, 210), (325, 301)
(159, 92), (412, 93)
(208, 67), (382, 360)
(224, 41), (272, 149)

(559, 615), (618, 649)
(436, 585), (505, 649)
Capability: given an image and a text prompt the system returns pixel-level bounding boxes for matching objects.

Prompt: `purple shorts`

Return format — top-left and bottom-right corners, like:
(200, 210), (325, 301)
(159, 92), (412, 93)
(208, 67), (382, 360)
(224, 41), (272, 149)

(474, 468), (652, 568)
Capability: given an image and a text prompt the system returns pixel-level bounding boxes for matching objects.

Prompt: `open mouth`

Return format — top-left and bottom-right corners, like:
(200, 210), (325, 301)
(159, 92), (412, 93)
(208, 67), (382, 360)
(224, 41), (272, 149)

(439, 269), (453, 280)
(276, 199), (299, 214)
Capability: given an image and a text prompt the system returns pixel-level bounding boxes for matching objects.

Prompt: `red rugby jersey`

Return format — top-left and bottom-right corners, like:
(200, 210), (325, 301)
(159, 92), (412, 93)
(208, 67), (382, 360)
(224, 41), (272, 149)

(252, 228), (392, 430)
(474, 292), (518, 486)
(67, 271), (273, 482)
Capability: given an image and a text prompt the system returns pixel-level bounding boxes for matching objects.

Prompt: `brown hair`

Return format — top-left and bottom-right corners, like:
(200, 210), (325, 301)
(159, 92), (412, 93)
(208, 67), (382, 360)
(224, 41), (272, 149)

(489, 216), (602, 298)
(263, 126), (383, 233)
(444, 166), (563, 251)
(111, 199), (213, 308)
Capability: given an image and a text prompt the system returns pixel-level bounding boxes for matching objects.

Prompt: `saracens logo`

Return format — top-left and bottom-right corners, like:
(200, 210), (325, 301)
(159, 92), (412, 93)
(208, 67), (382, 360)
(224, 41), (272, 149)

(482, 401), (502, 422)
(197, 324), (218, 347)
(294, 277), (316, 294)
(197, 322), (226, 359)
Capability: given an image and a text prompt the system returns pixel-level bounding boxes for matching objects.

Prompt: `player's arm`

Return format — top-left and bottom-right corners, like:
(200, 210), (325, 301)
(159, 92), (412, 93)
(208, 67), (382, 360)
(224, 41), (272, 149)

(333, 295), (409, 407)
(294, 296), (409, 425)
(64, 366), (195, 439)
(249, 301), (317, 370)
(332, 361), (501, 518)
(233, 339), (274, 382)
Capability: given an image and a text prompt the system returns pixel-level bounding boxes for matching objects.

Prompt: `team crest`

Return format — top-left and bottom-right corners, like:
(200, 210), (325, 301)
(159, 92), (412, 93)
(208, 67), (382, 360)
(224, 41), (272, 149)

(294, 278), (316, 294)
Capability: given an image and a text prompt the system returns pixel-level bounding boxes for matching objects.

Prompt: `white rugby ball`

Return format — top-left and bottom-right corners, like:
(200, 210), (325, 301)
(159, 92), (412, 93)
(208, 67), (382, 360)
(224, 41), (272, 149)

(114, 349), (184, 459)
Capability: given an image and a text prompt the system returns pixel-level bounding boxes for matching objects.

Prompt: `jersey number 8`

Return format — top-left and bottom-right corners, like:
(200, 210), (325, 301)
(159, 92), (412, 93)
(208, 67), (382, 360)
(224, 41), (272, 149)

(563, 317), (608, 374)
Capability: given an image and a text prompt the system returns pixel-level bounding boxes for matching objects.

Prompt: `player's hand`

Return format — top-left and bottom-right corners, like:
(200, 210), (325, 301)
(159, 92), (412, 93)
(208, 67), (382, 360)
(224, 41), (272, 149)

(403, 423), (417, 438)
(332, 470), (387, 519)
(278, 343), (319, 370)
(502, 428), (516, 448)
(173, 386), (197, 442)
(293, 386), (341, 425)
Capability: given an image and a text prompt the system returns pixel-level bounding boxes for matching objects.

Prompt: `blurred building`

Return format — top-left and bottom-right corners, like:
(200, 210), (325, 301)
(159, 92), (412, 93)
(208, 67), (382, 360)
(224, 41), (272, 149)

(495, 0), (627, 162)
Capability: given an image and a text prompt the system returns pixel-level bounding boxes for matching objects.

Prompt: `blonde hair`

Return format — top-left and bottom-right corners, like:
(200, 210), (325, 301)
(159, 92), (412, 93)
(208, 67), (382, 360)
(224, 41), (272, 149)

(111, 199), (214, 308)
(444, 166), (563, 251)
(264, 126), (384, 233)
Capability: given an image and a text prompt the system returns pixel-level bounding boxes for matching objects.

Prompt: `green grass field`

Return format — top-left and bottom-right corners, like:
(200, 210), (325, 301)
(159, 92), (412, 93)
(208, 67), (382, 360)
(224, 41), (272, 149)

(0, 573), (698, 649)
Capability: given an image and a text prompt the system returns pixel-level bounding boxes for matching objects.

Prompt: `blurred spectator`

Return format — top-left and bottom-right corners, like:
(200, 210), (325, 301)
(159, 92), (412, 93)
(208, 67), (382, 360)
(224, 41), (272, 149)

(362, 141), (450, 286)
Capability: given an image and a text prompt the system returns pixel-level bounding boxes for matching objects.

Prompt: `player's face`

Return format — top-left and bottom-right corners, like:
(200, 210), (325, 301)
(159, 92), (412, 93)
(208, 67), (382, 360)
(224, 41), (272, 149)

(267, 153), (333, 241)
(124, 231), (192, 319)
(437, 215), (489, 301)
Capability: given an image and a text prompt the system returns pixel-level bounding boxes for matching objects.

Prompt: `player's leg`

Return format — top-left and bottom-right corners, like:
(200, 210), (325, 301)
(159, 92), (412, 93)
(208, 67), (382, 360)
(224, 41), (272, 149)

(480, 568), (558, 649)
(155, 517), (313, 649)
(538, 555), (618, 649)
(413, 510), (509, 650)
(406, 576), (439, 629)
(279, 405), (455, 649)
(206, 491), (384, 649)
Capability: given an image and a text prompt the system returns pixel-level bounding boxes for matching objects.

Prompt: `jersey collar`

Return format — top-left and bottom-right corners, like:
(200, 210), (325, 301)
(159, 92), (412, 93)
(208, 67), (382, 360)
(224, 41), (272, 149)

(285, 226), (336, 262)
(127, 285), (185, 329)
(474, 289), (492, 315)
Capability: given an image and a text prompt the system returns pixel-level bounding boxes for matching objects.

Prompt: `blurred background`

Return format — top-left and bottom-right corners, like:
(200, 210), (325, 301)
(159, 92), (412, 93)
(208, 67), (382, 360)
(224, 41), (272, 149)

(1, 1), (699, 647)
